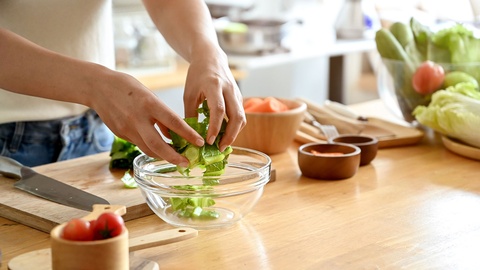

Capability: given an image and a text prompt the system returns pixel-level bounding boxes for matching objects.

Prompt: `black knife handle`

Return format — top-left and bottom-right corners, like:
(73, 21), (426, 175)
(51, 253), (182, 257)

(0, 156), (24, 180)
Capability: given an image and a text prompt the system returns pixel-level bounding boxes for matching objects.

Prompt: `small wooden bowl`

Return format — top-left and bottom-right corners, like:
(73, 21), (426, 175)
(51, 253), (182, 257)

(233, 98), (307, 155)
(297, 143), (361, 180)
(50, 205), (129, 270)
(328, 135), (378, 166)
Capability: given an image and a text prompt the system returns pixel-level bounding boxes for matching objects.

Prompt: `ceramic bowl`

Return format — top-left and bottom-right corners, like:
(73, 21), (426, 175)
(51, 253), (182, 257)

(233, 97), (306, 155)
(328, 135), (378, 166)
(297, 142), (361, 180)
(133, 147), (271, 230)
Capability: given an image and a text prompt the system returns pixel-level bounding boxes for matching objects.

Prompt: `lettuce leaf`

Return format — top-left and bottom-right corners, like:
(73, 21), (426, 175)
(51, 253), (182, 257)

(431, 23), (480, 63)
(168, 100), (232, 219)
(431, 23), (480, 83)
(169, 101), (231, 176)
(413, 82), (480, 148)
(109, 136), (141, 170)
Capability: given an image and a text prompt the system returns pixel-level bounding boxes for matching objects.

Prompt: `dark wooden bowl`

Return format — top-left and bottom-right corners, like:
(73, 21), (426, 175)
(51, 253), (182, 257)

(297, 143), (361, 180)
(328, 135), (378, 166)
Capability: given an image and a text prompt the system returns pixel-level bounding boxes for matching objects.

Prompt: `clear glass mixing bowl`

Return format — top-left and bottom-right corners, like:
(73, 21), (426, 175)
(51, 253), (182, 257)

(133, 147), (271, 230)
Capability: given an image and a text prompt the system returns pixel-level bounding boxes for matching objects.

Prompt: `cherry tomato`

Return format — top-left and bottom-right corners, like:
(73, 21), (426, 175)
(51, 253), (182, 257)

(92, 212), (125, 240)
(412, 61), (445, 95)
(61, 218), (94, 241)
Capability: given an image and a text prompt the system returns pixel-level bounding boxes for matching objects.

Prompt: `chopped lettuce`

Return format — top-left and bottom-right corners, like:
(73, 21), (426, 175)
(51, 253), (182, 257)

(168, 101), (232, 219)
(120, 170), (138, 188)
(413, 82), (480, 148)
(169, 100), (232, 176)
(109, 136), (141, 170)
(169, 185), (219, 219)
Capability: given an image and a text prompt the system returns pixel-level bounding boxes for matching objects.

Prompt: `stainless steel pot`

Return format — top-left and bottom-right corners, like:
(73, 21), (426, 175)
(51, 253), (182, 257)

(216, 19), (294, 55)
(206, 3), (252, 19)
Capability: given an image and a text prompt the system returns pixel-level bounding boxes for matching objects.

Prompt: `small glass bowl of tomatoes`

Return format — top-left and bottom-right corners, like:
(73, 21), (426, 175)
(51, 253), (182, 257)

(377, 58), (480, 123)
(133, 147), (271, 230)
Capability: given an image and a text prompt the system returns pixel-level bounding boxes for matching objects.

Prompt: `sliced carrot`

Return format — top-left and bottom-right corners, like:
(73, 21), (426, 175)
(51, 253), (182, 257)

(243, 97), (263, 110)
(245, 97), (289, 113)
(263, 97), (289, 111)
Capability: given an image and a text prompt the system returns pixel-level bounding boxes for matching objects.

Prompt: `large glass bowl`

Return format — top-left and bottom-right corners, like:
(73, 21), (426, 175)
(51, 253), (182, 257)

(133, 147), (271, 230)
(377, 58), (480, 123)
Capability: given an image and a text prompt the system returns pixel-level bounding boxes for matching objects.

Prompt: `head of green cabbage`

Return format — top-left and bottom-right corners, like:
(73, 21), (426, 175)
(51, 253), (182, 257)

(413, 82), (480, 148)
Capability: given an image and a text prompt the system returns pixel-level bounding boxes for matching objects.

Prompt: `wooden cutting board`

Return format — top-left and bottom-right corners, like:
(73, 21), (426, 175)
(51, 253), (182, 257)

(0, 152), (153, 233)
(295, 98), (424, 148)
(296, 116), (424, 148)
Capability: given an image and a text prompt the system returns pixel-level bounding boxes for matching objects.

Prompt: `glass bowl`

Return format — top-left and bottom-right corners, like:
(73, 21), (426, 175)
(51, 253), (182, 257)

(133, 147), (271, 230)
(377, 58), (480, 123)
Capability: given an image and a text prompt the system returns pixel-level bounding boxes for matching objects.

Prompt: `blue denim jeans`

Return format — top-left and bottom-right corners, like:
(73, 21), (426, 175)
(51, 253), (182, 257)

(0, 110), (114, 167)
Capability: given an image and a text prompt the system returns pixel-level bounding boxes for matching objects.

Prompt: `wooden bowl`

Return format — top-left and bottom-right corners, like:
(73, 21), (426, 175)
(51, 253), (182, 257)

(297, 142), (361, 180)
(233, 98), (306, 154)
(328, 135), (378, 166)
(50, 205), (129, 270)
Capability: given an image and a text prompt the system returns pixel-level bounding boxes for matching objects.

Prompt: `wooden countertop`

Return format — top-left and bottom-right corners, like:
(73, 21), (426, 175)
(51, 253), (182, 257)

(2, 101), (480, 269)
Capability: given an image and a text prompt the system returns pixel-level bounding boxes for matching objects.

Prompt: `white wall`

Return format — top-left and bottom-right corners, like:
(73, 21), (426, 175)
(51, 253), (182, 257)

(239, 57), (329, 103)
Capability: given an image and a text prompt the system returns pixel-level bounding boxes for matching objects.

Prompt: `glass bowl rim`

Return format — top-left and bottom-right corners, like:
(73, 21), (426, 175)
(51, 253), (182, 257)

(133, 146), (272, 180)
(380, 57), (480, 67)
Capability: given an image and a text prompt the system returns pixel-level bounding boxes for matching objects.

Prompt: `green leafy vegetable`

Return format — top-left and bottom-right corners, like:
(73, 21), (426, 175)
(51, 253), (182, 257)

(376, 18), (480, 122)
(120, 170), (138, 188)
(109, 136), (141, 170)
(168, 100), (232, 219)
(169, 185), (219, 219)
(169, 100), (232, 176)
(413, 82), (480, 148)
(431, 23), (480, 63)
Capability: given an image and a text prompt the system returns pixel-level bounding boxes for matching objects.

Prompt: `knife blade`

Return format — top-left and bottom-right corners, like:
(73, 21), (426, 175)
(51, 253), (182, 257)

(0, 156), (109, 211)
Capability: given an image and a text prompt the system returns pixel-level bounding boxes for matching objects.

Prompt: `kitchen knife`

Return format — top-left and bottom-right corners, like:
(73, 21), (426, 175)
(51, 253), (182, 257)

(0, 156), (109, 211)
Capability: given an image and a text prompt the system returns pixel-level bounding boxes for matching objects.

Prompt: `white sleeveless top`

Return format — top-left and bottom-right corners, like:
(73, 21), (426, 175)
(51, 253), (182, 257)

(0, 0), (115, 124)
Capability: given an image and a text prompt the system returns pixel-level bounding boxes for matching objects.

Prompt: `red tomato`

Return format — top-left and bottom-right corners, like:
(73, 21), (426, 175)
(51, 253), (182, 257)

(92, 212), (125, 240)
(412, 61), (445, 95)
(61, 218), (94, 241)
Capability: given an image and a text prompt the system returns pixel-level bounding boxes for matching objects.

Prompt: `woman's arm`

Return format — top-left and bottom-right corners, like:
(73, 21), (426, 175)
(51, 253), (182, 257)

(0, 27), (203, 167)
(142, 0), (246, 151)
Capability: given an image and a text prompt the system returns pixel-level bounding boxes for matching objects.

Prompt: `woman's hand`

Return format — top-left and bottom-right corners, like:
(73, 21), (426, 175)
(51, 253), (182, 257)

(183, 50), (246, 151)
(89, 68), (205, 167)
(141, 0), (247, 152)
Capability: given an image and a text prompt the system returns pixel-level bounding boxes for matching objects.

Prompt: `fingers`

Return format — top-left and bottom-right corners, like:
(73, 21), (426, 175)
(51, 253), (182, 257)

(121, 104), (204, 166)
(183, 68), (246, 149)
(118, 121), (190, 167)
(205, 97), (225, 145)
(219, 91), (246, 151)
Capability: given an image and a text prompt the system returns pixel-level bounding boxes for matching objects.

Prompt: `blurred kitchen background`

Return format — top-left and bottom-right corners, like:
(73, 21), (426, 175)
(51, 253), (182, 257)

(112, 0), (480, 115)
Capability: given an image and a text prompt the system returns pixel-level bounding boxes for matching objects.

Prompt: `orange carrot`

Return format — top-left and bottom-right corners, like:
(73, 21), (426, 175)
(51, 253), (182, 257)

(245, 97), (289, 113)
(243, 97), (263, 110)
